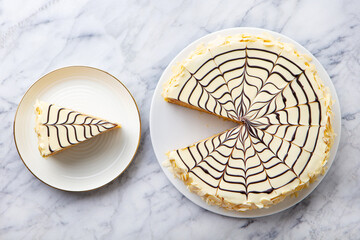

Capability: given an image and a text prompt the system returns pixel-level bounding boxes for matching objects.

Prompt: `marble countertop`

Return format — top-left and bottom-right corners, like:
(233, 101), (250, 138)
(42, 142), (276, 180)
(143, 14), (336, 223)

(1, 0), (359, 239)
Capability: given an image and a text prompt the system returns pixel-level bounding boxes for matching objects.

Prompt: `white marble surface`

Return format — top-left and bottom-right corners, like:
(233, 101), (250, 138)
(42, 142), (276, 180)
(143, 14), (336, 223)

(1, 0), (359, 239)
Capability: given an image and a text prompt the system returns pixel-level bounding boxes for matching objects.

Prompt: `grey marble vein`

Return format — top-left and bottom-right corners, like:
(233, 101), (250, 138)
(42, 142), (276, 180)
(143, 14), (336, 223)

(1, 0), (360, 239)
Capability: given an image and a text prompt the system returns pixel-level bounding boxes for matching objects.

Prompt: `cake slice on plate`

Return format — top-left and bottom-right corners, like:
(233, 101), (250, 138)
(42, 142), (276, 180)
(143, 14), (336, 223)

(34, 100), (120, 157)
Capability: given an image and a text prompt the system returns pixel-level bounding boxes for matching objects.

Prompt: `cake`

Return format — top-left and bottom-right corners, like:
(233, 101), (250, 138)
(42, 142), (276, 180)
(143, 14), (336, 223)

(162, 34), (334, 211)
(34, 100), (120, 157)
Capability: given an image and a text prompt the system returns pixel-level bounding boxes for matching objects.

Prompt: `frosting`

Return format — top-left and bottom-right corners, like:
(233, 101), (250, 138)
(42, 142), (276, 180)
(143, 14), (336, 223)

(163, 33), (334, 211)
(34, 100), (120, 157)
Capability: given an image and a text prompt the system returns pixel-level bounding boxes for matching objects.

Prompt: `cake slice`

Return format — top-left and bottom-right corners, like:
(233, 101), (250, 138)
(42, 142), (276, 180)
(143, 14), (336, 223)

(34, 100), (120, 157)
(162, 45), (239, 122)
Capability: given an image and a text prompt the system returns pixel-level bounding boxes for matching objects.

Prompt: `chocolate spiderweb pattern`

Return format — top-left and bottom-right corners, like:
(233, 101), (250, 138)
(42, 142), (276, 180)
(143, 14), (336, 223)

(167, 38), (332, 210)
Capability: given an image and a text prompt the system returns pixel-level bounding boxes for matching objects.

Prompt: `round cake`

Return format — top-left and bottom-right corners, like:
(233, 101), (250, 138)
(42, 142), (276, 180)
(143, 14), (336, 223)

(162, 33), (334, 211)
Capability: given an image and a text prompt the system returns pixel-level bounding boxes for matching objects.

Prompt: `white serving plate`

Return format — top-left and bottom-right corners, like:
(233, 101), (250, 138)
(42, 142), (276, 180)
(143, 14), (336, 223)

(14, 66), (141, 192)
(150, 27), (341, 218)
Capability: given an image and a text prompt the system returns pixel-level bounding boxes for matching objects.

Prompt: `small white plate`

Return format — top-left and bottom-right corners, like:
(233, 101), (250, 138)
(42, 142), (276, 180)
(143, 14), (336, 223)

(150, 27), (341, 218)
(14, 66), (141, 192)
